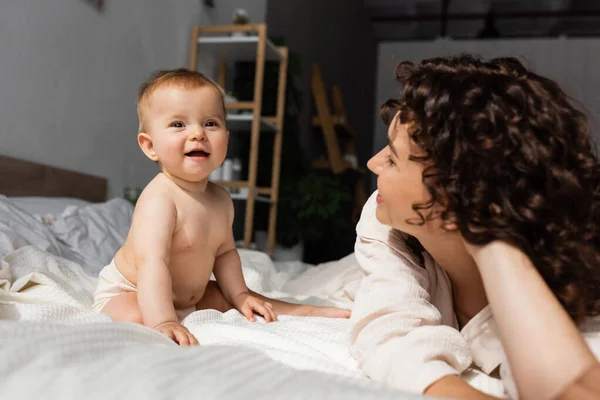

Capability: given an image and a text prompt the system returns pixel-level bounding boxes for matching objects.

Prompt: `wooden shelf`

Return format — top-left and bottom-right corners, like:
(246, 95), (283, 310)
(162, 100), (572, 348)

(256, 187), (272, 195)
(227, 114), (278, 132)
(197, 35), (284, 61)
(190, 23), (288, 255)
(212, 181), (273, 196)
(226, 101), (255, 110)
(212, 180), (248, 188)
(230, 192), (276, 204)
(263, 116), (277, 126)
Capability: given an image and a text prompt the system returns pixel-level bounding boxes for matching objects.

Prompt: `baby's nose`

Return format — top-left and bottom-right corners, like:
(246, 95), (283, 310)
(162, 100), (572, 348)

(190, 128), (206, 141)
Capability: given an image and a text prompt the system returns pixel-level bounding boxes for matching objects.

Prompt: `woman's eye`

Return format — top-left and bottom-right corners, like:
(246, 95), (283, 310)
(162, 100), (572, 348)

(386, 155), (395, 166)
(169, 121), (184, 128)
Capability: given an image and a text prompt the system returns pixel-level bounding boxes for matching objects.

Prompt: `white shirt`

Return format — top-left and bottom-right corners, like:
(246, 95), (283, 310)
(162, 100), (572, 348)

(350, 191), (519, 398)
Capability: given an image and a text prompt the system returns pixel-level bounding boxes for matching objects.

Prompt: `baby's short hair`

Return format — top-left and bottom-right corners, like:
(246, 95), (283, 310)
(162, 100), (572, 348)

(136, 68), (226, 133)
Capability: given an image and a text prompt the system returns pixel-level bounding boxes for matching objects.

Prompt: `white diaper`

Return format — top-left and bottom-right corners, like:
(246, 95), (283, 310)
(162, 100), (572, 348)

(92, 260), (195, 321)
(92, 259), (137, 314)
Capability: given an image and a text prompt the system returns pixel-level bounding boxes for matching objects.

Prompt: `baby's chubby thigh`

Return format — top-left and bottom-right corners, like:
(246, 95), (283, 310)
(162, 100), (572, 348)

(101, 292), (144, 324)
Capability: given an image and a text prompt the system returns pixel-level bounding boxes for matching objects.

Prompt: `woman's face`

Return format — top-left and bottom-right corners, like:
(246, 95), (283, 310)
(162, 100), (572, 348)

(367, 114), (432, 236)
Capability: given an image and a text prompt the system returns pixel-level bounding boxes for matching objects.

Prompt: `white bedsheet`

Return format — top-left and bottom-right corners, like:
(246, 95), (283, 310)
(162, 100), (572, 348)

(1, 321), (423, 400)
(0, 246), (503, 399)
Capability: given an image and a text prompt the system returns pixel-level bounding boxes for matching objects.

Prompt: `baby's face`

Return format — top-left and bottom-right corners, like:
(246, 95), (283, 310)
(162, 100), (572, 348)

(141, 85), (228, 183)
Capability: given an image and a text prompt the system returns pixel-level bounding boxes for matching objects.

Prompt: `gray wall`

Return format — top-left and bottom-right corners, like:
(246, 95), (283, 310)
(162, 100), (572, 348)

(0, 0), (266, 198)
(266, 0), (377, 168)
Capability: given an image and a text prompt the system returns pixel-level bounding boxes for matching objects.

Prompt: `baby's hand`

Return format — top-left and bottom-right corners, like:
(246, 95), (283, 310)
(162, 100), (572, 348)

(232, 292), (277, 323)
(154, 321), (199, 346)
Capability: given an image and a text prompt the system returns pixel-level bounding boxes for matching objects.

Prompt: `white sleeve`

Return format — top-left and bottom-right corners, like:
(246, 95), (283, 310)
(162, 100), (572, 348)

(350, 191), (473, 393)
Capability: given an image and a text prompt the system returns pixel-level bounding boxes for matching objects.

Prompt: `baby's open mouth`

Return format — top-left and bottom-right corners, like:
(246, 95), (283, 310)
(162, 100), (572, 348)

(185, 150), (210, 157)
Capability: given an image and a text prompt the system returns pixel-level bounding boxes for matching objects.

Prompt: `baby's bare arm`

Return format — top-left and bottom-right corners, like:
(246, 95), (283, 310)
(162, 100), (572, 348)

(212, 196), (248, 304)
(214, 230), (279, 322)
(132, 193), (179, 328)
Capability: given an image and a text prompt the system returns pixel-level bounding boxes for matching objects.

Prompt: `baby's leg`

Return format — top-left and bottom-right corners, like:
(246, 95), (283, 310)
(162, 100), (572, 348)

(195, 281), (235, 312)
(196, 281), (350, 318)
(101, 292), (143, 324)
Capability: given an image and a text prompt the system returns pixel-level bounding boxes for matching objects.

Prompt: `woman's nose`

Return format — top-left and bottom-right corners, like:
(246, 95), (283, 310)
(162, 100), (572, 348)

(367, 148), (385, 175)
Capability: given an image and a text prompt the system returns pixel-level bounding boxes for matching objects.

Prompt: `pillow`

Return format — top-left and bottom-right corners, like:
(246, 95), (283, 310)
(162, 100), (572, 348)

(0, 196), (84, 265)
(7, 197), (91, 218)
(49, 198), (134, 275)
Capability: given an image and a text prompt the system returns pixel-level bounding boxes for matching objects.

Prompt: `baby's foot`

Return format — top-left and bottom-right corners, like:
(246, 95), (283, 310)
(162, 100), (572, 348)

(306, 306), (351, 319)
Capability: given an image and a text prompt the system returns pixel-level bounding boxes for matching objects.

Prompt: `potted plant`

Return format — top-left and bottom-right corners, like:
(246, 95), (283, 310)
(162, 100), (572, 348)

(231, 9), (250, 37)
(275, 171), (352, 261)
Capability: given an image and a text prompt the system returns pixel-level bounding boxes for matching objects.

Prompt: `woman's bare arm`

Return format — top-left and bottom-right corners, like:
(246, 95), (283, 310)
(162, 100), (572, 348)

(425, 375), (502, 399)
(471, 242), (599, 400)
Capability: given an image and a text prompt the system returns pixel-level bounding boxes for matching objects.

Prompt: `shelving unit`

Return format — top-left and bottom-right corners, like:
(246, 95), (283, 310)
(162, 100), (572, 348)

(189, 24), (288, 255)
(225, 113), (278, 131)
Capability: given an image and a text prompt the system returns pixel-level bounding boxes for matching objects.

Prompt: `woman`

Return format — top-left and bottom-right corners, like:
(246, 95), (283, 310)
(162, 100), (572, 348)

(350, 54), (600, 399)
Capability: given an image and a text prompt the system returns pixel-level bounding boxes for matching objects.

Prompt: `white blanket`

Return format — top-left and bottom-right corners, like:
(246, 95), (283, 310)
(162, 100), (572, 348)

(1, 246), (414, 400)
(0, 246), (502, 399)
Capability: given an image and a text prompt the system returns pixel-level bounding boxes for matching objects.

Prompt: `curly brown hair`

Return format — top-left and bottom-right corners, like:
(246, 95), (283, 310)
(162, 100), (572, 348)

(382, 54), (600, 323)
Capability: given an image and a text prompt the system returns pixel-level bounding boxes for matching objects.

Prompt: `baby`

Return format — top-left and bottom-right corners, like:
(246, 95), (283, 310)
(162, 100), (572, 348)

(92, 69), (350, 346)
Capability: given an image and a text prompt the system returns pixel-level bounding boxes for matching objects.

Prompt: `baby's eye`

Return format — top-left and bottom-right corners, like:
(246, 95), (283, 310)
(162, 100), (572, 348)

(205, 120), (218, 127)
(169, 121), (185, 128)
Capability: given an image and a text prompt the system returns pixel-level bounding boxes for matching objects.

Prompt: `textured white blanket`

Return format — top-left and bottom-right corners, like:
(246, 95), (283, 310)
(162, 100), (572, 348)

(1, 320), (424, 400)
(0, 246), (414, 400)
(0, 246), (502, 399)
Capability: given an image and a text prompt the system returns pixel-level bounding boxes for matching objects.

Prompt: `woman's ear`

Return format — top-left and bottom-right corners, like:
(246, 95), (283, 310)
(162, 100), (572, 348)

(442, 219), (459, 231)
(138, 132), (158, 161)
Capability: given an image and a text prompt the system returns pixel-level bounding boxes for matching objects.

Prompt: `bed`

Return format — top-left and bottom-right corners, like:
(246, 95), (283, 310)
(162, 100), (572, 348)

(0, 155), (504, 399)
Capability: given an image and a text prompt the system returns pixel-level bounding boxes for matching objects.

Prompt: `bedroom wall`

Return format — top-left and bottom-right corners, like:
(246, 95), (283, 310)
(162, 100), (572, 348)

(266, 0), (378, 169)
(0, 0), (266, 198)
(372, 37), (600, 190)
